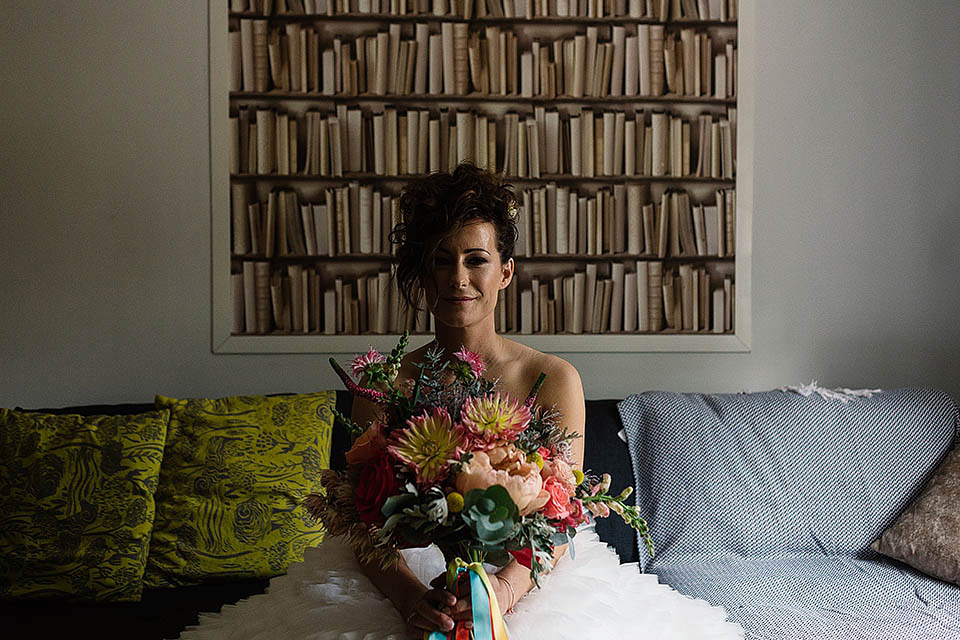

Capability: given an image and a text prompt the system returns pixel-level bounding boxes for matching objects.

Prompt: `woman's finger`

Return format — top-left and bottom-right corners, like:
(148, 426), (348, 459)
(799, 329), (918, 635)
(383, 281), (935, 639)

(407, 596), (455, 634)
(423, 587), (457, 609)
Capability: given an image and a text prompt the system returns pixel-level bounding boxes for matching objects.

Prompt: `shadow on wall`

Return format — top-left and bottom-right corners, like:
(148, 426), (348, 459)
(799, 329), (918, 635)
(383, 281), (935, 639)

(808, 332), (960, 401)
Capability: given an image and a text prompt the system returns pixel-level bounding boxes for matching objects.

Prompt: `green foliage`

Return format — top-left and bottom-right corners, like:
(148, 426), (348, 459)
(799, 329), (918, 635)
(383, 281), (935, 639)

(461, 485), (520, 546)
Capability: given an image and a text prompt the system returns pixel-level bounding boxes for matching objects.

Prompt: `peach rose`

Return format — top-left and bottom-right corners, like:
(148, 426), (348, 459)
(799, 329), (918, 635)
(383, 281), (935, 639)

(455, 444), (549, 516)
(541, 457), (577, 493)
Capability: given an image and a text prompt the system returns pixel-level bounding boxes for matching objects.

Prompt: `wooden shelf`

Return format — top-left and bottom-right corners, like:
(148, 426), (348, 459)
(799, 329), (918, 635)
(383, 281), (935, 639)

(230, 253), (735, 264)
(230, 90), (736, 106)
(230, 173), (736, 185)
(229, 11), (737, 28)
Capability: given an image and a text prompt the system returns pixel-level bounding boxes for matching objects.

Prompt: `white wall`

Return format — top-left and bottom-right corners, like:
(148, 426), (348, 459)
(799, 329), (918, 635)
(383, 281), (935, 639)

(2, 1), (959, 408)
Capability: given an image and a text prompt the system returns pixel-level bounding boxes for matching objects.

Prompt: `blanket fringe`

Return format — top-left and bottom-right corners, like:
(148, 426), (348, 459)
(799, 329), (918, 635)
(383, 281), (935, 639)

(778, 380), (882, 403)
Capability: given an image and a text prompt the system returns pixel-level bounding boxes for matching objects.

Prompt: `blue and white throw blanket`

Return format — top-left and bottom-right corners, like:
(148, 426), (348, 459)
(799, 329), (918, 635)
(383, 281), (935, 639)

(618, 387), (960, 640)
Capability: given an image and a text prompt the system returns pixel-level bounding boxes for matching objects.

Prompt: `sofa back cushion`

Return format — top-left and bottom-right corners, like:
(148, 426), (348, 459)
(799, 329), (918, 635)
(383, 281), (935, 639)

(0, 408), (169, 601)
(144, 391), (335, 587)
(617, 388), (959, 566)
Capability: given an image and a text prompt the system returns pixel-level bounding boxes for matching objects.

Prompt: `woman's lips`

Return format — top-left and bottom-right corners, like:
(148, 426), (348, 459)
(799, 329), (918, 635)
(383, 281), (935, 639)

(444, 296), (475, 304)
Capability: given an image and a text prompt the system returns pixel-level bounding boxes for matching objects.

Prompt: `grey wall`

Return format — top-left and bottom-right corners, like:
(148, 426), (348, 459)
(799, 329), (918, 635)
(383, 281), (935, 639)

(2, 1), (959, 408)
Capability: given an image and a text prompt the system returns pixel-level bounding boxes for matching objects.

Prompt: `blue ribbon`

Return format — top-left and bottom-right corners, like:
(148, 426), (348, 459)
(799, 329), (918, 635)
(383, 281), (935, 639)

(425, 565), (497, 640)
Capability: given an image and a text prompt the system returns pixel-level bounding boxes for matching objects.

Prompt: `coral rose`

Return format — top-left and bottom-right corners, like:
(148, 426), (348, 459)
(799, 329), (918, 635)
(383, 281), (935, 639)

(455, 444), (549, 516)
(541, 475), (574, 520)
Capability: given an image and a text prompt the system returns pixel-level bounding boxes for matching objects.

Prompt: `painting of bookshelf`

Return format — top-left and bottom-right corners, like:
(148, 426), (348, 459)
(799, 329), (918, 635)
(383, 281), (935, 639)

(210, 0), (753, 353)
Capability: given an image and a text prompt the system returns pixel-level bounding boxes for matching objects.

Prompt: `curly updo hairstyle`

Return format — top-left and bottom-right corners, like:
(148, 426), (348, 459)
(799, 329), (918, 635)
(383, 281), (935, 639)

(391, 163), (519, 310)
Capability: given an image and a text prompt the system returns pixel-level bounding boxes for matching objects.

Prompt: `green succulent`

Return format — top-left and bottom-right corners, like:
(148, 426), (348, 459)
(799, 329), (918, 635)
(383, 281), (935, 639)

(461, 485), (519, 546)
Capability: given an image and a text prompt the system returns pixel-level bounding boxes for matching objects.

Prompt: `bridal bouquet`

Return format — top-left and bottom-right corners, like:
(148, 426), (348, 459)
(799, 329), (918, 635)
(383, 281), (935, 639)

(304, 334), (653, 640)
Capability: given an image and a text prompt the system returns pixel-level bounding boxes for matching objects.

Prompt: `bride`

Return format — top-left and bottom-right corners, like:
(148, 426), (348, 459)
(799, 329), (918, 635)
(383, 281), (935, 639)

(179, 164), (743, 640)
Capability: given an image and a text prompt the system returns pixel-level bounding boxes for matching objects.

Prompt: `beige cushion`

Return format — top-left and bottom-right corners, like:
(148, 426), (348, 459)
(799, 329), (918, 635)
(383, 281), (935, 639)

(873, 443), (960, 585)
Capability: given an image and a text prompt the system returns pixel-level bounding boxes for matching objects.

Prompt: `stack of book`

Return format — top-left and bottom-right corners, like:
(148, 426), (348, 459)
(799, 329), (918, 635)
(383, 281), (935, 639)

(231, 21), (737, 101)
(233, 260), (733, 336)
(233, 265), (425, 335)
(516, 184), (735, 259)
(230, 184), (401, 257)
(229, 105), (736, 181)
(232, 0), (739, 21)
(494, 261), (733, 335)
(230, 182), (734, 261)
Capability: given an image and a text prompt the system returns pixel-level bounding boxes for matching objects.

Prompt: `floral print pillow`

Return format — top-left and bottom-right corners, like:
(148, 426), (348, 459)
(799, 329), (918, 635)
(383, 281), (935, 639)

(0, 409), (169, 601)
(144, 392), (334, 587)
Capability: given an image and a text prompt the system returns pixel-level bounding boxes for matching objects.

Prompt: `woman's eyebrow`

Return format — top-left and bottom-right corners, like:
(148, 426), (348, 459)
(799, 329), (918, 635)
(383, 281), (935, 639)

(436, 247), (490, 255)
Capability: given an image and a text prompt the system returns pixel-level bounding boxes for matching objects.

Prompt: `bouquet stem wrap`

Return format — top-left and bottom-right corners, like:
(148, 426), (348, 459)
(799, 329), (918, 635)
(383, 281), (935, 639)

(425, 558), (509, 640)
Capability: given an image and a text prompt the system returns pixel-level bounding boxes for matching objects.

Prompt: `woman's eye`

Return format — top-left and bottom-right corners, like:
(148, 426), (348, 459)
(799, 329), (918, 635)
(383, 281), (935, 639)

(468, 258), (488, 266)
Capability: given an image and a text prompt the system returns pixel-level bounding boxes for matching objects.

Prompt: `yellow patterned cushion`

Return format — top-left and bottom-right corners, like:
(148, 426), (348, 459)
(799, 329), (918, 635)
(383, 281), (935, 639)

(0, 409), (169, 601)
(144, 392), (334, 587)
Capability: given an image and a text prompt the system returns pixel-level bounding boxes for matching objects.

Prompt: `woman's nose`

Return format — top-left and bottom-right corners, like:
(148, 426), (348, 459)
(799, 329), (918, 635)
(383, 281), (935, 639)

(450, 263), (468, 288)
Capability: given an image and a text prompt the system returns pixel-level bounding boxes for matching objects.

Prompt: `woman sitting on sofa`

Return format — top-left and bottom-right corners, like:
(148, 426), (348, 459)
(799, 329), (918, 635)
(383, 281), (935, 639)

(178, 164), (742, 640)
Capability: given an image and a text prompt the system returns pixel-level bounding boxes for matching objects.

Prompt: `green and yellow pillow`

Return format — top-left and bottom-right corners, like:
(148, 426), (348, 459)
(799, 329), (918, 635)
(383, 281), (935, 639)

(0, 408), (169, 601)
(144, 392), (335, 587)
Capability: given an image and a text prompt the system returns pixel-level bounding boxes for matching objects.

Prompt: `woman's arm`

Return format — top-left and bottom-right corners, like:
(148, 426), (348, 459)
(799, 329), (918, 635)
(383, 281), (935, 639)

(357, 553), (456, 635)
(536, 356), (586, 469)
(484, 358), (586, 615)
(350, 394), (458, 635)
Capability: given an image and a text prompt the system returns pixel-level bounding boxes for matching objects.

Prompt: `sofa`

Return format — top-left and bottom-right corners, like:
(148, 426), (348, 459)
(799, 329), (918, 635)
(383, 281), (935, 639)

(2, 387), (959, 639)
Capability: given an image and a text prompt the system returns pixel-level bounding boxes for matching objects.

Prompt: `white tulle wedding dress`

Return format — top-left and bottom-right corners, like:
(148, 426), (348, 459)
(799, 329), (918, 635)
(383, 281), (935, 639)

(177, 526), (743, 640)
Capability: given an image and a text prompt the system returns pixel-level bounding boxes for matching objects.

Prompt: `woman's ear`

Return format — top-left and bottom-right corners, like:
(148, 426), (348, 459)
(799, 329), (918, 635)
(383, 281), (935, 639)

(499, 257), (514, 290)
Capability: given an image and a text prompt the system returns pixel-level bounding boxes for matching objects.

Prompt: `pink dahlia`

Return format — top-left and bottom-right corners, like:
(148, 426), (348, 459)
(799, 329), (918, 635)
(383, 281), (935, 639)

(387, 407), (465, 486)
(460, 393), (532, 448)
(453, 347), (486, 378)
(351, 348), (386, 378)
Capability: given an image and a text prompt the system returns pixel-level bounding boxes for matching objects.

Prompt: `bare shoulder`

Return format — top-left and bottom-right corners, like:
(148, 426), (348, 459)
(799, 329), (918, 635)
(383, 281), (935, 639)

(503, 340), (585, 466)
(502, 340), (584, 419)
(505, 340), (581, 394)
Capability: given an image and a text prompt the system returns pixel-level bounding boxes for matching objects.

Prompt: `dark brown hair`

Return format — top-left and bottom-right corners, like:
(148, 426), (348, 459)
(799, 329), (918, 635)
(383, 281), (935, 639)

(391, 163), (519, 309)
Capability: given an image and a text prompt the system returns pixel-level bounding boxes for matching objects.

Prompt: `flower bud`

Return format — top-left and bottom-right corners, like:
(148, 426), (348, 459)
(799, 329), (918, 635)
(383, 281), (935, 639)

(446, 491), (465, 513)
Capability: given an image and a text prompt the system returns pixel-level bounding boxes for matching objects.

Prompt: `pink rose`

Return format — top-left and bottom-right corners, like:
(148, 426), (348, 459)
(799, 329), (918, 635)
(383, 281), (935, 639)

(541, 475), (573, 521)
(558, 498), (587, 530)
(455, 444), (549, 516)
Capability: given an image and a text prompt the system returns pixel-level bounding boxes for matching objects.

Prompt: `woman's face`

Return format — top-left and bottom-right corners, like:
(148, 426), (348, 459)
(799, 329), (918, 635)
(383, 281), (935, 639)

(424, 220), (514, 330)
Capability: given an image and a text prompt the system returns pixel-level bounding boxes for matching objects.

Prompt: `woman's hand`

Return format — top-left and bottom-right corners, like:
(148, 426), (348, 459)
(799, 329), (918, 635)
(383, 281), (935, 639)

(400, 583), (458, 639)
